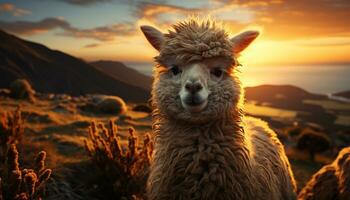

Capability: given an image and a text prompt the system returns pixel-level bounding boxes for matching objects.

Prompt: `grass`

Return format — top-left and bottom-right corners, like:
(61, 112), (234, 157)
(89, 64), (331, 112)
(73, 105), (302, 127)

(303, 99), (350, 111)
(84, 120), (153, 199)
(303, 99), (350, 126)
(245, 102), (297, 119)
(335, 115), (350, 126)
(289, 158), (323, 191)
(0, 94), (348, 199)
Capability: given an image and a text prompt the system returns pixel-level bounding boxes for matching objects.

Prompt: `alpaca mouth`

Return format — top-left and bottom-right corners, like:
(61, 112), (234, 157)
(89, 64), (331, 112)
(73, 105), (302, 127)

(181, 95), (207, 113)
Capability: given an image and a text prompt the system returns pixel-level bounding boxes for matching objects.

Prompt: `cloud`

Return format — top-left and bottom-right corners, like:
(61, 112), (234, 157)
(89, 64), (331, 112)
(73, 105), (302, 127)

(223, 0), (350, 39)
(136, 2), (208, 25)
(168, 0), (347, 40)
(84, 43), (101, 48)
(0, 18), (70, 35)
(135, 1), (256, 30)
(0, 3), (14, 11)
(0, 17), (136, 41)
(2, 0), (350, 44)
(0, 3), (31, 17)
(57, 0), (112, 6)
(60, 23), (135, 41)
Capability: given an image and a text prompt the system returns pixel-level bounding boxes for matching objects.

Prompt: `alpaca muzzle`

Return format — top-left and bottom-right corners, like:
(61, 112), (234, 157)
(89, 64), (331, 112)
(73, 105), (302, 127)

(180, 80), (208, 113)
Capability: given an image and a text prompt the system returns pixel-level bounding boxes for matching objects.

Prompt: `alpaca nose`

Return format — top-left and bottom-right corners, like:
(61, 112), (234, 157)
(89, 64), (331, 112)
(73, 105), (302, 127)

(185, 81), (203, 94)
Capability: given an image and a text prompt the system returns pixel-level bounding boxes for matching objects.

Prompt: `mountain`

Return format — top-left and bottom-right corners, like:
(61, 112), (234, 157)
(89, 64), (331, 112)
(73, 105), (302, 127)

(90, 60), (152, 91)
(245, 84), (327, 110)
(0, 30), (149, 102)
(333, 90), (350, 99)
(245, 85), (340, 129)
(245, 85), (326, 102)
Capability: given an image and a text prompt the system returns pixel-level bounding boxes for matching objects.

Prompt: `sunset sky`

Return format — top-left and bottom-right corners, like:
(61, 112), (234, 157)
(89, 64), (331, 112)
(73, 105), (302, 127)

(0, 0), (350, 67)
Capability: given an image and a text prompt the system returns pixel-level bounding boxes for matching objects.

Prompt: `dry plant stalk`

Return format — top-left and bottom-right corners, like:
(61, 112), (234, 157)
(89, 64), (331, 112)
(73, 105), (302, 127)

(84, 120), (153, 198)
(0, 107), (24, 160)
(0, 145), (52, 200)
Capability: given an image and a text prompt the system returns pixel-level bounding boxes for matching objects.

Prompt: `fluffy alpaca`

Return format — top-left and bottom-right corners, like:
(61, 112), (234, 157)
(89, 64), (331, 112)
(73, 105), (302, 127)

(298, 147), (350, 200)
(141, 19), (297, 200)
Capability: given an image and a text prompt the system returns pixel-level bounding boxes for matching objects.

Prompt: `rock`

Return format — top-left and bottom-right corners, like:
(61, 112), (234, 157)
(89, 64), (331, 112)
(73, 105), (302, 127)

(22, 111), (54, 123)
(39, 93), (55, 100)
(0, 88), (10, 97)
(96, 96), (127, 115)
(79, 95), (127, 115)
(9, 79), (36, 102)
(55, 94), (72, 102)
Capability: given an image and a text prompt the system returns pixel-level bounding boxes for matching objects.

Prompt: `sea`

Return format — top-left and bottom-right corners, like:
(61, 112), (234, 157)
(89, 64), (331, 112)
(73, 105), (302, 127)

(126, 63), (350, 95)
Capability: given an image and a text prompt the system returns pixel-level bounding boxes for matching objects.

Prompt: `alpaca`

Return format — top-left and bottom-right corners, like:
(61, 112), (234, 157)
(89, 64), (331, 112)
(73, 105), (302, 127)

(141, 19), (297, 200)
(298, 147), (350, 200)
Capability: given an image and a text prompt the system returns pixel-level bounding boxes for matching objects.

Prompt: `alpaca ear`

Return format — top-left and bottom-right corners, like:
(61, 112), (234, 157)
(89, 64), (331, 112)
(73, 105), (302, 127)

(140, 25), (164, 51)
(230, 31), (259, 55)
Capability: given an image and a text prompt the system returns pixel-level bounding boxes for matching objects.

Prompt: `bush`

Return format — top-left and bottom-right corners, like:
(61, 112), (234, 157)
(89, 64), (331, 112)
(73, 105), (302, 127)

(0, 108), (24, 162)
(84, 120), (153, 199)
(285, 126), (303, 137)
(0, 145), (52, 200)
(96, 96), (127, 115)
(297, 129), (331, 161)
(0, 89), (10, 97)
(9, 79), (36, 102)
(0, 108), (52, 200)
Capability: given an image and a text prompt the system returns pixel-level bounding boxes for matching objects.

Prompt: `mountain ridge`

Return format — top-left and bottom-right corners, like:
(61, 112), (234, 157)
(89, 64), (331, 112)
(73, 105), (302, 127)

(90, 60), (152, 91)
(0, 29), (149, 102)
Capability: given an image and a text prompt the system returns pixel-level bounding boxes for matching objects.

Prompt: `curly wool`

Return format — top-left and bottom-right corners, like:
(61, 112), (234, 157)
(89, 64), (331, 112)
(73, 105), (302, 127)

(298, 147), (350, 200)
(155, 19), (234, 65)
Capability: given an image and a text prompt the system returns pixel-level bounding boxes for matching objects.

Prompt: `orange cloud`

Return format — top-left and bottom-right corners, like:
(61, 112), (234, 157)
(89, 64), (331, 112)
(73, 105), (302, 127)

(0, 3), (14, 11)
(0, 3), (31, 17)
(60, 23), (135, 41)
(232, 0), (350, 39)
(0, 17), (136, 41)
(136, 2), (205, 26)
(2, 1), (349, 65)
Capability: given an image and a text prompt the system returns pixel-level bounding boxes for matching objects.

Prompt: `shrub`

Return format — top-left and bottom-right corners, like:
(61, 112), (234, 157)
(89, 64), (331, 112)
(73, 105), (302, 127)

(297, 129), (331, 161)
(9, 79), (36, 102)
(84, 120), (153, 199)
(285, 126), (303, 137)
(96, 96), (127, 115)
(0, 89), (10, 97)
(0, 108), (24, 163)
(0, 144), (52, 200)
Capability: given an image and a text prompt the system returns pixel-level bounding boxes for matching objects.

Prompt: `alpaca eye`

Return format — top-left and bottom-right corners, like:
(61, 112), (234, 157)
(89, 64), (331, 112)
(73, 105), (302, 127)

(170, 65), (182, 76)
(211, 68), (223, 78)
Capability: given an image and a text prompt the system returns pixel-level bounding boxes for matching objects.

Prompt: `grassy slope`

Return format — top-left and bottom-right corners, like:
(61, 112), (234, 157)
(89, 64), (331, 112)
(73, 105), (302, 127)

(1, 95), (343, 196)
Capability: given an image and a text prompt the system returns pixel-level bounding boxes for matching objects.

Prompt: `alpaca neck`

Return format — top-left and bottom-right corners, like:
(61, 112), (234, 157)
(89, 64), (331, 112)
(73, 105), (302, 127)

(156, 107), (245, 146)
(151, 107), (255, 198)
(154, 106), (251, 170)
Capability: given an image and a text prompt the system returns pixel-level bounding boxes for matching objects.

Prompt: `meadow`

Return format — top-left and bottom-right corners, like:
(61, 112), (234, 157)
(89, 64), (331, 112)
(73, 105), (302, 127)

(0, 78), (349, 199)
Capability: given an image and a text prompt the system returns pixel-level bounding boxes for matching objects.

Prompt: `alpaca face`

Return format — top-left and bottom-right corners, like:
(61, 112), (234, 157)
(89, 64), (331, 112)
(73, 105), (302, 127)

(151, 56), (240, 123)
(165, 57), (235, 114)
(141, 21), (259, 123)
(178, 62), (209, 113)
